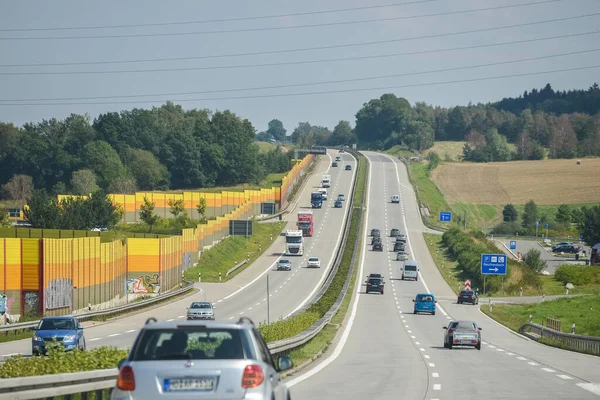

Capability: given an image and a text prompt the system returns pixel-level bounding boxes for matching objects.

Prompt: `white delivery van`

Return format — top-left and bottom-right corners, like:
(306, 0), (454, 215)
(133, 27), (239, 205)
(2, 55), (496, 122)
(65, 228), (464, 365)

(391, 195), (400, 203)
(401, 260), (419, 281)
(318, 188), (328, 200)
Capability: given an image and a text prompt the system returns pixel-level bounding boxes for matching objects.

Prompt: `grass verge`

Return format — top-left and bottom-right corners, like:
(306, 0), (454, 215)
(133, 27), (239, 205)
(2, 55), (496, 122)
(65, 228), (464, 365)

(480, 295), (600, 337)
(184, 222), (286, 283)
(259, 152), (366, 343)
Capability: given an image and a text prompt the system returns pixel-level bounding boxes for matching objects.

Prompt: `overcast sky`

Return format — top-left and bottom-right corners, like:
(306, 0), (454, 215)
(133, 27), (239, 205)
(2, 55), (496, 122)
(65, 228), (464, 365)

(1, 0), (599, 133)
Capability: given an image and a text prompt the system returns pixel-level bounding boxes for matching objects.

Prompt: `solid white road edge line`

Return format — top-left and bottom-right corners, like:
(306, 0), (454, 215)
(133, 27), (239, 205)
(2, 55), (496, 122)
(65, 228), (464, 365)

(285, 152), (357, 318)
(221, 153), (335, 302)
(286, 153), (371, 388)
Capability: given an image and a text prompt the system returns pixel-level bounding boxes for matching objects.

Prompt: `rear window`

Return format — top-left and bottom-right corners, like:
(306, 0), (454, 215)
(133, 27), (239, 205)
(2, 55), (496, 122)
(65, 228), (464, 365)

(461, 291), (474, 296)
(131, 328), (251, 361)
(405, 265), (417, 271)
(190, 303), (211, 309)
(309, 257), (319, 262)
(417, 295), (433, 302)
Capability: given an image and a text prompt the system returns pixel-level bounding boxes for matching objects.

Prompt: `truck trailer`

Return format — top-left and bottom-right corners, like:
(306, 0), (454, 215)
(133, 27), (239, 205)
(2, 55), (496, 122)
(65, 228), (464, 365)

(321, 174), (331, 188)
(297, 210), (314, 237)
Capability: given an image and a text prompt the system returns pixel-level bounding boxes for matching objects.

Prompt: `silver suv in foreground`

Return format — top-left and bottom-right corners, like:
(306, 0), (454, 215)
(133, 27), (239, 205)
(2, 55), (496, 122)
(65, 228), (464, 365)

(111, 317), (293, 400)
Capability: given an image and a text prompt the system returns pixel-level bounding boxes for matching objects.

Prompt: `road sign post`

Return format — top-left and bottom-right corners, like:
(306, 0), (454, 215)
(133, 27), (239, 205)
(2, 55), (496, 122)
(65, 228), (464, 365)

(509, 240), (516, 250)
(545, 223), (550, 238)
(481, 254), (507, 275)
(535, 221), (539, 237)
(440, 211), (452, 222)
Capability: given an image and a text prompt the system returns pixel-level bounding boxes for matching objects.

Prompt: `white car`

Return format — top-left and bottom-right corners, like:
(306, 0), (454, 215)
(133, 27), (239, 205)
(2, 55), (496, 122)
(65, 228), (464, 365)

(391, 195), (400, 203)
(307, 257), (321, 268)
(318, 188), (328, 200)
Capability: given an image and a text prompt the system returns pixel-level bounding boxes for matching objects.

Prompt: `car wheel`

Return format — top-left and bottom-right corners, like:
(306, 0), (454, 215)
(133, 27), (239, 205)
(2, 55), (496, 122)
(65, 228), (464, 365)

(443, 342), (448, 349)
(32, 349), (38, 356)
(81, 338), (86, 351)
(476, 343), (481, 350)
(413, 310), (417, 314)
(381, 290), (384, 295)
(448, 343), (453, 349)
(432, 312), (435, 316)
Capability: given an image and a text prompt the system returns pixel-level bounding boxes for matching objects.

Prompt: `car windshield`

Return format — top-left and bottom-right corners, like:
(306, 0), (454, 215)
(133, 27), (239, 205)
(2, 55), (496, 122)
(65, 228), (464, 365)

(286, 236), (302, 243)
(418, 295), (433, 302)
(461, 291), (474, 296)
(190, 303), (211, 309)
(280, 260), (290, 264)
(131, 328), (248, 361)
(39, 319), (75, 330)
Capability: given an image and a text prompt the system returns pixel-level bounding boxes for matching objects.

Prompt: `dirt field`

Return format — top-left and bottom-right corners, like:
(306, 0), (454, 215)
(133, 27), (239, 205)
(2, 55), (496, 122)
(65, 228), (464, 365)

(431, 158), (600, 205)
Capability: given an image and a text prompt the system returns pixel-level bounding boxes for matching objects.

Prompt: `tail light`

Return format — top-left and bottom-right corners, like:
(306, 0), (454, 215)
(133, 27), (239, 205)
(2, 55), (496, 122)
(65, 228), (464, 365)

(454, 339), (459, 343)
(470, 296), (474, 299)
(448, 329), (454, 334)
(117, 366), (135, 391)
(472, 340), (478, 344)
(367, 283), (371, 286)
(242, 365), (264, 389)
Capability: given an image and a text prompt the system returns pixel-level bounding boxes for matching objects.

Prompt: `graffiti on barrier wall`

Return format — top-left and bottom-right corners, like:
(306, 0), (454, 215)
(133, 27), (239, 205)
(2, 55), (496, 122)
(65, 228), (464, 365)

(126, 274), (161, 294)
(182, 252), (192, 269)
(45, 278), (73, 310)
(24, 292), (39, 315)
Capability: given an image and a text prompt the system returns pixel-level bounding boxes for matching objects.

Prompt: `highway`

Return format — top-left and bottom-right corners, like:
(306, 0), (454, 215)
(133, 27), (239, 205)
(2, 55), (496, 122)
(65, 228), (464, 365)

(287, 152), (600, 399)
(0, 149), (357, 360)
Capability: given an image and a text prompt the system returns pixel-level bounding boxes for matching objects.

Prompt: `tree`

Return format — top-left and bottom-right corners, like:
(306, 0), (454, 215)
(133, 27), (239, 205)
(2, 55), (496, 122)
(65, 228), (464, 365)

(329, 121), (355, 146)
(139, 196), (159, 231)
(82, 140), (128, 188)
(1, 174), (33, 205)
(522, 249), (547, 273)
(355, 93), (415, 148)
(522, 200), (538, 228)
(579, 206), (600, 246)
(0, 206), (11, 228)
(266, 119), (287, 142)
(555, 204), (572, 223)
(70, 169), (99, 195)
(86, 190), (122, 229)
(121, 148), (170, 190)
(197, 198), (207, 220)
(548, 115), (578, 159)
(23, 189), (61, 229)
(502, 204), (518, 222)
(108, 177), (137, 194)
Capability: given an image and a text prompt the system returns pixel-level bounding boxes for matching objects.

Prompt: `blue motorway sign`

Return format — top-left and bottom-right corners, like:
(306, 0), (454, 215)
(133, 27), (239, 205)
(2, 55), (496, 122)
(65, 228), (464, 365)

(481, 254), (507, 275)
(545, 223), (550, 229)
(509, 240), (517, 250)
(440, 211), (452, 222)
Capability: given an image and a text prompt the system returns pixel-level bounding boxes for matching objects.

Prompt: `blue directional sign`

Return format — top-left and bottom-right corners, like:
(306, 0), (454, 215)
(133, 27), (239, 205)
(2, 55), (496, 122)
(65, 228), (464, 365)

(509, 240), (517, 250)
(536, 221), (540, 227)
(481, 254), (507, 275)
(545, 223), (550, 229)
(440, 211), (452, 222)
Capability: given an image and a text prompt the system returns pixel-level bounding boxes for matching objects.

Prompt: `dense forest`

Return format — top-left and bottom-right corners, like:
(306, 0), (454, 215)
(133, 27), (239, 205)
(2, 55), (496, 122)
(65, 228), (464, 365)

(0, 102), (293, 201)
(287, 83), (600, 162)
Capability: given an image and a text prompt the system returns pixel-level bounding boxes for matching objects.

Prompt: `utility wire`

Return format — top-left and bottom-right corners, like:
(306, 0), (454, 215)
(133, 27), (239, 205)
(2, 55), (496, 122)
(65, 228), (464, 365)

(0, 0), (440, 32)
(2, 25), (598, 68)
(2, 54), (598, 105)
(2, 16), (599, 76)
(0, 0), (565, 40)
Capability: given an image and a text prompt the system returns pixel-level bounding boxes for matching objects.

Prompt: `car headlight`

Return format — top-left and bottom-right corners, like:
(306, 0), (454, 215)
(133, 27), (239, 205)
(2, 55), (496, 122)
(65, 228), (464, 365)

(33, 335), (43, 341)
(63, 335), (77, 341)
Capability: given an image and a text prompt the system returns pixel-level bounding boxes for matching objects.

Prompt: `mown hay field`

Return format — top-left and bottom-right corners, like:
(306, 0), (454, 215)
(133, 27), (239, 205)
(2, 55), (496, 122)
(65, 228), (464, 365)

(431, 158), (600, 205)
(423, 141), (517, 162)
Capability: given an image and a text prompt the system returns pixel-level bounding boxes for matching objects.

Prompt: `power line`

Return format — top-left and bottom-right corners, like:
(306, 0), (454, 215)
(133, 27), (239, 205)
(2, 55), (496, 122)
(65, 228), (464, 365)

(3, 24), (598, 68)
(2, 52), (598, 105)
(2, 16), (598, 76)
(0, 0), (564, 40)
(0, 0), (439, 32)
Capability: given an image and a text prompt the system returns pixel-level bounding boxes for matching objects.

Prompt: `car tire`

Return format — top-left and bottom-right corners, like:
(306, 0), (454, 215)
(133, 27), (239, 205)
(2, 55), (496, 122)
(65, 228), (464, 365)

(413, 310), (417, 314)
(443, 342), (448, 349)
(448, 343), (453, 349)
(381, 290), (384, 295)
(81, 338), (86, 351)
(432, 312), (435, 316)
(476, 343), (481, 350)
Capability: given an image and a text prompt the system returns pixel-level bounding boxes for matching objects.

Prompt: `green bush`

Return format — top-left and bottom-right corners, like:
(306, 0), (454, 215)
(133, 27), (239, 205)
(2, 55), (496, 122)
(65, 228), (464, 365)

(555, 264), (600, 286)
(258, 153), (367, 342)
(0, 343), (128, 378)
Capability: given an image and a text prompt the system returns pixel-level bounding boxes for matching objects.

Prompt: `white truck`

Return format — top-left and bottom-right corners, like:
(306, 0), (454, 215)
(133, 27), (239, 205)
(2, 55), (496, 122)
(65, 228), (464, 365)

(321, 174), (331, 188)
(285, 230), (304, 256)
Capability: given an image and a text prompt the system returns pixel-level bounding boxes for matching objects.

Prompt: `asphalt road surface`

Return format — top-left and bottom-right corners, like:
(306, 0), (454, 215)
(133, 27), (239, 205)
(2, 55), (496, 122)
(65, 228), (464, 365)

(0, 149), (357, 360)
(286, 152), (600, 400)
(495, 239), (587, 274)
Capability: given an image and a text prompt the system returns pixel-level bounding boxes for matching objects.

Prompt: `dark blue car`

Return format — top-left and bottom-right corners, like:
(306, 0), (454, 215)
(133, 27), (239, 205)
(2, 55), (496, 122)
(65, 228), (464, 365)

(31, 316), (86, 355)
(334, 200), (343, 208)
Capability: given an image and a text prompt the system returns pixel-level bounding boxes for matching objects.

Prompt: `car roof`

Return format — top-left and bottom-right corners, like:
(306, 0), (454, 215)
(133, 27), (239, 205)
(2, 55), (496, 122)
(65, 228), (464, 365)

(191, 301), (212, 305)
(416, 293), (434, 297)
(142, 319), (250, 331)
(41, 316), (74, 320)
(449, 320), (477, 325)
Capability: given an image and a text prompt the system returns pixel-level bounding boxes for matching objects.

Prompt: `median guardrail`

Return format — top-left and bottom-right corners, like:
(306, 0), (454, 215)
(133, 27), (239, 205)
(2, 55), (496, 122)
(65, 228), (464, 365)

(0, 149), (366, 399)
(519, 322), (600, 356)
(0, 281), (196, 337)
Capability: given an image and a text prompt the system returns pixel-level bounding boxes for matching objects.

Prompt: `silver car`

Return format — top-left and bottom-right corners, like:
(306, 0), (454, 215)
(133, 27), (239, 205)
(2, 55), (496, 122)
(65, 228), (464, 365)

(111, 317), (293, 400)
(443, 320), (482, 350)
(186, 302), (215, 320)
(396, 251), (410, 261)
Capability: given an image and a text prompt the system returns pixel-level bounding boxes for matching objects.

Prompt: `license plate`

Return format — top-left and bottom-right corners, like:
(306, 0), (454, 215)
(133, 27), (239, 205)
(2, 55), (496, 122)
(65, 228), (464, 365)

(164, 377), (215, 392)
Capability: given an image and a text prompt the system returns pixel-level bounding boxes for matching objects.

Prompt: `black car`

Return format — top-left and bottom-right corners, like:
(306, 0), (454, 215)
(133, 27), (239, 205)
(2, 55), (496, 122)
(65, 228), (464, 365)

(371, 237), (382, 245)
(367, 273), (384, 281)
(552, 242), (580, 253)
(394, 242), (406, 252)
(370, 229), (381, 237)
(373, 242), (383, 251)
(345, 165), (352, 170)
(457, 290), (479, 305)
(365, 277), (384, 294)
(332, 162), (338, 167)
(390, 229), (401, 237)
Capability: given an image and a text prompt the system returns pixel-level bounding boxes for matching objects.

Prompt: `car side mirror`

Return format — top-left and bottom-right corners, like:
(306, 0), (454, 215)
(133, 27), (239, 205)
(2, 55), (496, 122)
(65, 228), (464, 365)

(443, 326), (447, 329)
(118, 358), (128, 370)
(29, 326), (37, 331)
(277, 356), (293, 372)
(412, 299), (415, 302)
(478, 327), (483, 330)
(77, 325), (84, 330)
